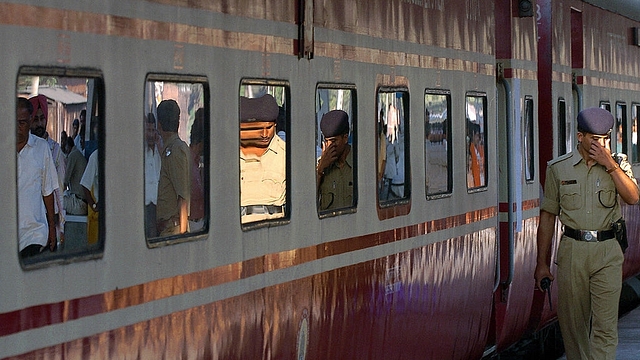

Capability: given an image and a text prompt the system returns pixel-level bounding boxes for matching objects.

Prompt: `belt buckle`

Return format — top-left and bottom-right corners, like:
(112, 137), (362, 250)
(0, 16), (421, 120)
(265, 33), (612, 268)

(582, 230), (598, 242)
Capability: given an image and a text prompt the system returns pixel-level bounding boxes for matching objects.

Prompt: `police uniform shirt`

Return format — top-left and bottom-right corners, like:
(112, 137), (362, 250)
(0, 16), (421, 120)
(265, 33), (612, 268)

(240, 135), (286, 221)
(318, 149), (353, 211)
(157, 134), (191, 222)
(540, 150), (636, 231)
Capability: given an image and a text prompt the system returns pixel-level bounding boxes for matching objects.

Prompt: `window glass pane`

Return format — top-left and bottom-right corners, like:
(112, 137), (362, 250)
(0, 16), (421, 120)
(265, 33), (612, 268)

(632, 105), (639, 164)
(524, 97), (535, 181)
(425, 91), (451, 195)
(145, 78), (208, 243)
(377, 90), (410, 205)
(239, 83), (288, 226)
(17, 72), (104, 266)
(558, 98), (571, 155)
(615, 103), (626, 154)
(316, 86), (356, 214)
(466, 94), (487, 189)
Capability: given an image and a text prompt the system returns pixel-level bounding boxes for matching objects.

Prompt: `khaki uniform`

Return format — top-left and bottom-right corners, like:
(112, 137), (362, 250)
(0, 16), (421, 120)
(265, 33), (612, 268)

(157, 134), (190, 234)
(240, 135), (286, 223)
(318, 149), (354, 211)
(541, 151), (637, 360)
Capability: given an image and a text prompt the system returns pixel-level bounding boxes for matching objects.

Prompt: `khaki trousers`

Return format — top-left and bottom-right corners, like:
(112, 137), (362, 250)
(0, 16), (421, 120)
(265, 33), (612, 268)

(557, 236), (623, 360)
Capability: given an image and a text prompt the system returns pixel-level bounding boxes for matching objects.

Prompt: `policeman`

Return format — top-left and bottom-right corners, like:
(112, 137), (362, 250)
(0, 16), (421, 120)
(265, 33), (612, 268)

(239, 94), (286, 224)
(317, 110), (354, 211)
(156, 100), (190, 236)
(535, 107), (639, 359)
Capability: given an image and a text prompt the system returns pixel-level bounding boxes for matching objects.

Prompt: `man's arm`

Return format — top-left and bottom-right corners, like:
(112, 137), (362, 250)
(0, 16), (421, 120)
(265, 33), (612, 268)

(43, 193), (56, 251)
(534, 210), (556, 290)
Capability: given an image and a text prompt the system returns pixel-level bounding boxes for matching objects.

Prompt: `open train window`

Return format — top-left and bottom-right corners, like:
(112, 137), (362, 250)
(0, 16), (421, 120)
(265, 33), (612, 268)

(424, 90), (452, 197)
(316, 85), (357, 217)
(239, 80), (290, 230)
(16, 68), (104, 267)
(615, 102), (627, 155)
(377, 89), (410, 207)
(524, 97), (535, 182)
(145, 75), (209, 246)
(466, 93), (488, 190)
(633, 104), (639, 164)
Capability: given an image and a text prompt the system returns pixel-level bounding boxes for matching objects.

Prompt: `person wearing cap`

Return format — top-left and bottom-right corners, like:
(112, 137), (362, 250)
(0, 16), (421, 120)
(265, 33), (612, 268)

(316, 110), (354, 211)
(239, 94), (286, 224)
(535, 107), (639, 359)
(156, 100), (190, 236)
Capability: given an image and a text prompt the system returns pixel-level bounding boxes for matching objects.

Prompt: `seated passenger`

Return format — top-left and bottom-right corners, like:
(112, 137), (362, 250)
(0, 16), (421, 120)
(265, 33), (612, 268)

(316, 110), (353, 211)
(239, 94), (286, 223)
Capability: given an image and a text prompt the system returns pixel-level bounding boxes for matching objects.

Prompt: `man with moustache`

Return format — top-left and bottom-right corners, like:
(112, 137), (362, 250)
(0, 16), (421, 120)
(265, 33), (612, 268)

(16, 97), (59, 258)
(30, 94), (66, 248)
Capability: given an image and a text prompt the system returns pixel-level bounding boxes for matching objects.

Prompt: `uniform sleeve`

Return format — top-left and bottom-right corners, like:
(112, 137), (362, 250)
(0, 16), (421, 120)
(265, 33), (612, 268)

(540, 164), (560, 215)
(168, 145), (191, 202)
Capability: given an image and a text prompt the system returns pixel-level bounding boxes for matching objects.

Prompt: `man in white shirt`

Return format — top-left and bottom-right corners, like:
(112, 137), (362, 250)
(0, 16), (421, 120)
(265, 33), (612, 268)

(16, 98), (58, 258)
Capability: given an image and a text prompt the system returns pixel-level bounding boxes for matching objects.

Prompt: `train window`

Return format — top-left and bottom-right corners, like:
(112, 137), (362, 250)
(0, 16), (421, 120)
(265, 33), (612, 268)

(557, 98), (572, 156)
(239, 81), (290, 229)
(377, 89), (410, 206)
(599, 102), (612, 151)
(316, 85), (357, 216)
(466, 94), (488, 190)
(524, 97), (535, 182)
(615, 103), (627, 154)
(633, 104), (639, 164)
(424, 90), (452, 196)
(145, 76), (209, 245)
(16, 69), (105, 267)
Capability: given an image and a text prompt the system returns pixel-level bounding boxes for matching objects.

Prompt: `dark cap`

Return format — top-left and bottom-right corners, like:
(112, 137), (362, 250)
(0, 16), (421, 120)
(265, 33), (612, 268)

(320, 110), (349, 137)
(240, 94), (279, 123)
(577, 107), (614, 135)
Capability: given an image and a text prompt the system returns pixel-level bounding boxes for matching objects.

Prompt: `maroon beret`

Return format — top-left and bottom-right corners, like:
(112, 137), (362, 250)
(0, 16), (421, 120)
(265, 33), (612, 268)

(240, 94), (279, 122)
(320, 110), (349, 137)
(577, 107), (614, 135)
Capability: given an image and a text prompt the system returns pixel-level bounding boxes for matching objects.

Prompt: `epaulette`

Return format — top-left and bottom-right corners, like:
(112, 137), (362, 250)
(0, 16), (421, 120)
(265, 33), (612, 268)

(547, 152), (572, 166)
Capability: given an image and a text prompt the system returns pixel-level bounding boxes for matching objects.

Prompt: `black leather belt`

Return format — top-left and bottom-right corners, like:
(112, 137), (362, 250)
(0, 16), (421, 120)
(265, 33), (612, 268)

(241, 205), (284, 216)
(564, 226), (615, 242)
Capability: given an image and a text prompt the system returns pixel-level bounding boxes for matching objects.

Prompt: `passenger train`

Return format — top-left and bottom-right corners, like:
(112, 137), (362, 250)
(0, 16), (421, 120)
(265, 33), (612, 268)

(2, 0), (640, 359)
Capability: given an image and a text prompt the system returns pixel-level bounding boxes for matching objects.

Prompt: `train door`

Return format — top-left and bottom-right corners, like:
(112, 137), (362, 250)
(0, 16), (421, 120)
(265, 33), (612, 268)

(494, 78), (538, 351)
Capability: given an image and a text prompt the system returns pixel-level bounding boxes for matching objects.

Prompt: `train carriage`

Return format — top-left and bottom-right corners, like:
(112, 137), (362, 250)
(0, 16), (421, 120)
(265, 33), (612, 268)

(1, 1), (639, 359)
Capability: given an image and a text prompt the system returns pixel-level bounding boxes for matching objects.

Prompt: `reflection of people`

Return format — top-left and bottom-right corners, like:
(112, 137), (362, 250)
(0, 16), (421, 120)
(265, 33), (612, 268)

(63, 137), (87, 215)
(189, 108), (206, 232)
(156, 100), (190, 236)
(80, 149), (99, 245)
(535, 108), (640, 360)
(145, 113), (162, 237)
(239, 94), (286, 223)
(17, 98), (59, 257)
(29, 94), (66, 246)
(74, 110), (86, 154)
(317, 110), (353, 211)
(379, 103), (405, 200)
(468, 122), (484, 187)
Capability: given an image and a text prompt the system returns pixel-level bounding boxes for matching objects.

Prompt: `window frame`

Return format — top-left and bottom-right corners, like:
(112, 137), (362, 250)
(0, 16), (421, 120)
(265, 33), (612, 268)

(17, 66), (106, 268)
(424, 88), (453, 199)
(144, 73), (210, 247)
(315, 83), (358, 218)
(465, 92), (488, 192)
(239, 78), (291, 231)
